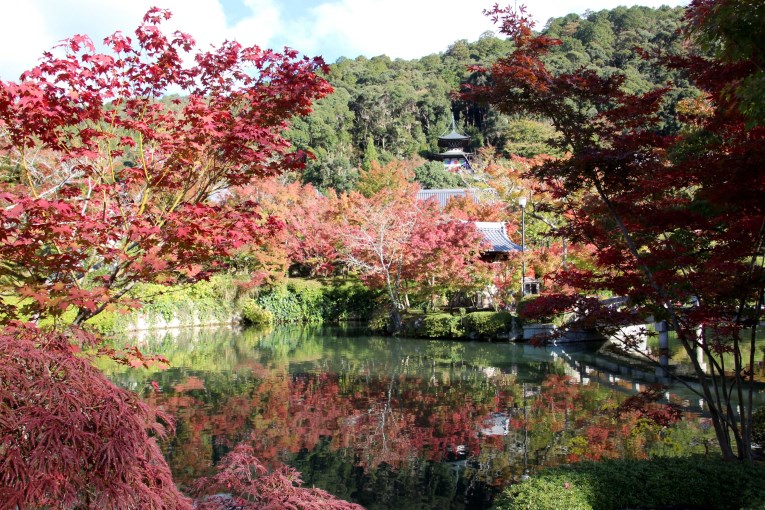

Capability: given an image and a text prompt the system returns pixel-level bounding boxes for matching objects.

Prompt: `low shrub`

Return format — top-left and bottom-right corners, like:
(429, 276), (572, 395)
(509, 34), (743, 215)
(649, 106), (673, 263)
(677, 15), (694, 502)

(753, 406), (765, 446)
(495, 456), (765, 510)
(240, 301), (274, 325)
(500, 473), (593, 510)
(420, 313), (463, 338)
(368, 305), (393, 334)
(463, 311), (516, 338)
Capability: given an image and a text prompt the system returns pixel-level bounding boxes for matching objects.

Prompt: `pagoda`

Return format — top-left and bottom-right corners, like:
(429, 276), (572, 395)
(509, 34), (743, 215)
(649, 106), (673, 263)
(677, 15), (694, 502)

(432, 115), (472, 171)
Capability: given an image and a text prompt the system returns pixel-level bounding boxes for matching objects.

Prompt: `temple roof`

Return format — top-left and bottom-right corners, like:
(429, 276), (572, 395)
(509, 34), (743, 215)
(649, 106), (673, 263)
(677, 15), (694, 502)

(415, 190), (514, 252)
(416, 188), (479, 208)
(416, 188), (498, 208)
(474, 222), (521, 252)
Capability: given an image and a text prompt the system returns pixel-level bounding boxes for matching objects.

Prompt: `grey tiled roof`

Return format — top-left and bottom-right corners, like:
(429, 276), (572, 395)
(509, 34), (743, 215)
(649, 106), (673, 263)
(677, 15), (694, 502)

(416, 190), (516, 253)
(416, 188), (501, 208)
(474, 222), (521, 252)
(416, 188), (478, 208)
(438, 129), (470, 141)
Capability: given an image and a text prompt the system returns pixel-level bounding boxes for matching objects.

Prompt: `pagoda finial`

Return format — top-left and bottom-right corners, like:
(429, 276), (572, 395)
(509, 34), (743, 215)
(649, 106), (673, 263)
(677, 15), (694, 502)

(442, 113), (462, 137)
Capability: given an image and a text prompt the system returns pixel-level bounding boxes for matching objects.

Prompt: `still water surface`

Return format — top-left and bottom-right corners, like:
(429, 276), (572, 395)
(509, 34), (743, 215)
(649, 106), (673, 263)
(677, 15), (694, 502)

(103, 325), (722, 509)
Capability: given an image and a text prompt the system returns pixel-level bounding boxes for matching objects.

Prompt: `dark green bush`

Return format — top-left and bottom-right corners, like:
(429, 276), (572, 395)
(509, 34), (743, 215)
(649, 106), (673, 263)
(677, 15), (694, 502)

(321, 282), (380, 322)
(495, 456), (765, 510)
(753, 406), (765, 446)
(463, 311), (516, 338)
(256, 284), (307, 323)
(419, 313), (463, 338)
(368, 305), (393, 334)
(255, 279), (325, 323)
(255, 279), (381, 324)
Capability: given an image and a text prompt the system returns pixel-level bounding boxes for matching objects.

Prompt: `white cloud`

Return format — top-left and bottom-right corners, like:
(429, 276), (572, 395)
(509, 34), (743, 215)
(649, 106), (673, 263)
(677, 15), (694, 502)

(0, 2), (54, 80)
(295, 0), (496, 60)
(0, 0), (245, 80)
(229, 0), (282, 49)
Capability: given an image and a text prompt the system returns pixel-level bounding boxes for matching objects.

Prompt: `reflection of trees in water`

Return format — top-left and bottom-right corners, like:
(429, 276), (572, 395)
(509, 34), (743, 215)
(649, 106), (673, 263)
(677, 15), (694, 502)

(148, 368), (709, 487)
(103, 326), (715, 502)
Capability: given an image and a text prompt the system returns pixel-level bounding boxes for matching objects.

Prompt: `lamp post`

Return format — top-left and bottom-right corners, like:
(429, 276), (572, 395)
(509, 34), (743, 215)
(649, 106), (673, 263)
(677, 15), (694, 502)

(518, 195), (527, 300)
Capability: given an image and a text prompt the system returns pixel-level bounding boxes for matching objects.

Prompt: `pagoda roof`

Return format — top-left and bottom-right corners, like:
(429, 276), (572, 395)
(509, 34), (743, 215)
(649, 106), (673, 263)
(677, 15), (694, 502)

(474, 222), (521, 253)
(438, 129), (470, 142)
(438, 115), (470, 143)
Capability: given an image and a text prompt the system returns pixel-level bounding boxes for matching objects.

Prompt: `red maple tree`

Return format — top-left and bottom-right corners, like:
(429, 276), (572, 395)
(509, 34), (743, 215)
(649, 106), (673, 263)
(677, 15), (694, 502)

(336, 170), (487, 329)
(0, 324), (192, 509)
(0, 8), (331, 326)
(467, 3), (765, 461)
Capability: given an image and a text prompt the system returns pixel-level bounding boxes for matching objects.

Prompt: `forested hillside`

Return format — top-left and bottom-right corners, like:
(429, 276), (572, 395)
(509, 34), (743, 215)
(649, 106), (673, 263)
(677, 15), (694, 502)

(287, 5), (690, 192)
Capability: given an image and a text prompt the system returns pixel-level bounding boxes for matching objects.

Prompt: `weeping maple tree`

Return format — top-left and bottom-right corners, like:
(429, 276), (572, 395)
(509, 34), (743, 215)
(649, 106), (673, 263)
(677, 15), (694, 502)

(0, 324), (192, 509)
(0, 8), (331, 326)
(467, 3), (765, 461)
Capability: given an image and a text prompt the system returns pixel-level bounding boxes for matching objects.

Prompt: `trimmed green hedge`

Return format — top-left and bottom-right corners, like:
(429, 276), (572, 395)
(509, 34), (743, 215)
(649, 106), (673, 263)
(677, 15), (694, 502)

(463, 311), (516, 338)
(495, 456), (765, 510)
(420, 313), (463, 338)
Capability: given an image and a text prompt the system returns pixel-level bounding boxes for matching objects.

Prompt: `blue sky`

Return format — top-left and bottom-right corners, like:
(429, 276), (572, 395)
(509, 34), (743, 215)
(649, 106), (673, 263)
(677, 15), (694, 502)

(1, 0), (686, 81)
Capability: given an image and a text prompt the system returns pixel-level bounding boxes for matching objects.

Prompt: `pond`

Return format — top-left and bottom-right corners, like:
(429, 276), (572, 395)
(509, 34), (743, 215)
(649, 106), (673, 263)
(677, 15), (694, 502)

(102, 325), (737, 509)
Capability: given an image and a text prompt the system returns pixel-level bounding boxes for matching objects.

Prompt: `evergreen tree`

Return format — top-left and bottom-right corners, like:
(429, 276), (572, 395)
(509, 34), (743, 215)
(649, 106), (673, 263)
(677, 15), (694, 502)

(361, 136), (379, 171)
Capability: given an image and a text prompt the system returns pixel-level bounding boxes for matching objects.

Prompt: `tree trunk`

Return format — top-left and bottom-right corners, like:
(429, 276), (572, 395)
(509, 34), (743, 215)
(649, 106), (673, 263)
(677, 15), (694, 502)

(388, 307), (402, 334)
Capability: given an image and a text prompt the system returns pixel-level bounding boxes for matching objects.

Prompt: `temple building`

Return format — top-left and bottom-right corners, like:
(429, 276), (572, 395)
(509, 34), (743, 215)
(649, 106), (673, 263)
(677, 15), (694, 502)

(432, 116), (472, 172)
(418, 116), (540, 301)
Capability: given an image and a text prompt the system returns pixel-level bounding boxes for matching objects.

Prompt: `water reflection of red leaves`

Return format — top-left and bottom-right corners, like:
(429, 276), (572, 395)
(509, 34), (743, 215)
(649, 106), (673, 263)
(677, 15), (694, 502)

(153, 369), (504, 481)
(172, 375), (206, 393)
(511, 375), (688, 464)
(618, 384), (681, 427)
(153, 368), (692, 488)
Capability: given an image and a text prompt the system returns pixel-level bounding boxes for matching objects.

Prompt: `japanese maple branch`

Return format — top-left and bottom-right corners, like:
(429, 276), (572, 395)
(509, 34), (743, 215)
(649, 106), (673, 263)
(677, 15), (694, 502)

(589, 172), (726, 424)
